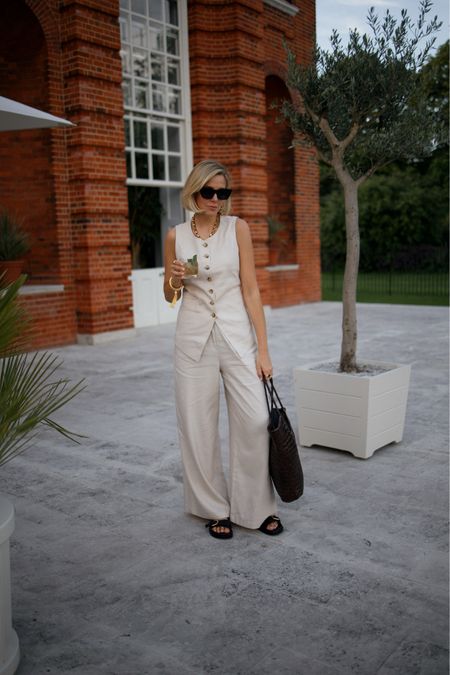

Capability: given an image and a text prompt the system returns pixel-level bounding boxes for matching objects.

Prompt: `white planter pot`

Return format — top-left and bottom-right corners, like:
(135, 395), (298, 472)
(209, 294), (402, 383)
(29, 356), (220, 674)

(294, 361), (411, 459)
(0, 496), (19, 675)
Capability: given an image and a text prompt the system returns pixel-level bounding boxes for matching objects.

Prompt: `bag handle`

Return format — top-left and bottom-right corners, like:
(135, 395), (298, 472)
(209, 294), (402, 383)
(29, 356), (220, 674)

(262, 377), (284, 412)
(263, 377), (273, 413)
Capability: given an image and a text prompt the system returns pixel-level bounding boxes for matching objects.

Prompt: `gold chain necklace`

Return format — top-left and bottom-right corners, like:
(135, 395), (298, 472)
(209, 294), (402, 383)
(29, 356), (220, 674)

(191, 213), (220, 240)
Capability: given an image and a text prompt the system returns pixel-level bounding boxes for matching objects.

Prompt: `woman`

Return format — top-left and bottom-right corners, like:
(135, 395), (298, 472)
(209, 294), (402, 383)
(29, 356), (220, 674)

(164, 160), (283, 539)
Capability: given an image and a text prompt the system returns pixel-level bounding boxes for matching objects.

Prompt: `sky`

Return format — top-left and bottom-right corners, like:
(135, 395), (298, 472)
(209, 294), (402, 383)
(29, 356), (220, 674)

(316, 0), (449, 52)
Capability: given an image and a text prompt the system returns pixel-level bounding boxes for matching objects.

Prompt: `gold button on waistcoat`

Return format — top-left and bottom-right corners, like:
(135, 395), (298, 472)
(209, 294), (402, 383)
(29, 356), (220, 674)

(205, 265), (210, 270)
(204, 254), (210, 258)
(202, 242), (208, 247)
(208, 289), (213, 294)
(207, 276), (212, 281)
(211, 313), (216, 318)
(210, 300), (215, 305)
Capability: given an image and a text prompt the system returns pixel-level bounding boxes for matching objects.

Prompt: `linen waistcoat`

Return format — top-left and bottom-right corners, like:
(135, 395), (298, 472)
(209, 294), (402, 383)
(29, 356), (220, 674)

(174, 215), (256, 362)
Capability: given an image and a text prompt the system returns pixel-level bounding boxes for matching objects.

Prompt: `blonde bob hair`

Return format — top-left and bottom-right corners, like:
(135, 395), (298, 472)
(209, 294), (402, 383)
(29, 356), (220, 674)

(182, 160), (232, 215)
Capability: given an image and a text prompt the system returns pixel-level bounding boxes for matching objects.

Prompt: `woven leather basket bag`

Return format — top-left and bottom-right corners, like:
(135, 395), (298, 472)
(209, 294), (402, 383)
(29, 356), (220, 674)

(263, 378), (304, 502)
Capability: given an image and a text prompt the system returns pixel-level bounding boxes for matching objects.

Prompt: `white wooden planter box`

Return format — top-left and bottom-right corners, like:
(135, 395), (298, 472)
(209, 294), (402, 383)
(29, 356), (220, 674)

(0, 496), (19, 675)
(294, 361), (411, 459)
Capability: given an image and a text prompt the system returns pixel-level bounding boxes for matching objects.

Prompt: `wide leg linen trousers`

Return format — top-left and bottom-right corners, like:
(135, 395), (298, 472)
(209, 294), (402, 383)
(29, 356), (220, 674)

(175, 324), (276, 529)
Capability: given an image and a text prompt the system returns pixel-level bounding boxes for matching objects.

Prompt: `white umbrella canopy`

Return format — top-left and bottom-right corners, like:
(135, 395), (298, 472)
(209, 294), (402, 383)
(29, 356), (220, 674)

(0, 95), (74, 131)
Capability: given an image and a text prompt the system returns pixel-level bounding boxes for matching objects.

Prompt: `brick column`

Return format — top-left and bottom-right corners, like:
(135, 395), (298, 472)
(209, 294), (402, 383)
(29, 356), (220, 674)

(292, 0), (321, 304)
(262, 0), (321, 307)
(188, 0), (321, 307)
(60, 0), (133, 341)
(187, 0), (270, 296)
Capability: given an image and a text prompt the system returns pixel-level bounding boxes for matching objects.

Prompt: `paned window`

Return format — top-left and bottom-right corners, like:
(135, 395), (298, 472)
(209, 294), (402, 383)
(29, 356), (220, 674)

(120, 0), (187, 186)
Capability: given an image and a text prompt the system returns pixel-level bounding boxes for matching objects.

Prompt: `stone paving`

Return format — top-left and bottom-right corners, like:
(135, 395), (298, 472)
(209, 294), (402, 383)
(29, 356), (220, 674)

(0, 301), (448, 675)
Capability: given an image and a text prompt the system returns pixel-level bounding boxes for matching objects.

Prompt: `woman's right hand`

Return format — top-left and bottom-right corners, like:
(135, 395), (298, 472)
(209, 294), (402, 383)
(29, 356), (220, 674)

(171, 259), (186, 284)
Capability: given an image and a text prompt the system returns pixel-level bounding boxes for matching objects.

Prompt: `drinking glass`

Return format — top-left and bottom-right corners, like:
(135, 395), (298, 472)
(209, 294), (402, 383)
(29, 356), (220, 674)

(183, 254), (198, 278)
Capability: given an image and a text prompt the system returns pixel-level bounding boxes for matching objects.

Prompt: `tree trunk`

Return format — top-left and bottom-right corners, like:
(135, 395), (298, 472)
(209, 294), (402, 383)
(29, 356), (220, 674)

(339, 176), (360, 372)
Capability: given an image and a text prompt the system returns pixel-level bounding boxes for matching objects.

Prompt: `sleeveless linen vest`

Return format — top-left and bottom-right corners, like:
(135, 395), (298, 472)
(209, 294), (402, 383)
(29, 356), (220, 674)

(174, 215), (256, 362)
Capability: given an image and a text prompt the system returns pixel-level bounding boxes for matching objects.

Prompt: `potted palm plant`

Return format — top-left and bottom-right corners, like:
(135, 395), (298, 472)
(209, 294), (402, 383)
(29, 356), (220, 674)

(0, 210), (30, 285)
(281, 1), (443, 458)
(0, 274), (84, 675)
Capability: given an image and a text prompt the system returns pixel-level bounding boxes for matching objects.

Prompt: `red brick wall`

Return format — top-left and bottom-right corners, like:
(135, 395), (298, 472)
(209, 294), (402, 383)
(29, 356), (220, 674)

(60, 0), (133, 335)
(0, 1), (58, 283)
(20, 291), (77, 348)
(188, 0), (321, 308)
(261, 1), (321, 306)
(1, 0), (133, 346)
(0, 0), (78, 346)
(188, 0), (269, 272)
(265, 74), (296, 265)
(1, 0), (320, 350)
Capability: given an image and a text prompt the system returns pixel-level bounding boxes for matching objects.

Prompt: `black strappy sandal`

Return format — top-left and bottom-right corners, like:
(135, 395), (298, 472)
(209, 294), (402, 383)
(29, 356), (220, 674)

(258, 515), (284, 536)
(205, 518), (233, 540)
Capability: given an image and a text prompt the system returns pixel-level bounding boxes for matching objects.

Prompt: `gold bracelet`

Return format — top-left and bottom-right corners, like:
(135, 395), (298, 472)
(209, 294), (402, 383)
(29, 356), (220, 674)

(168, 276), (183, 291)
(168, 276), (183, 308)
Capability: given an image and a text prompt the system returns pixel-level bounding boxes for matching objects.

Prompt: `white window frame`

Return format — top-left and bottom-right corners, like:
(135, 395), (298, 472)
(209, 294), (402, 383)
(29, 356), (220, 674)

(121, 0), (193, 188)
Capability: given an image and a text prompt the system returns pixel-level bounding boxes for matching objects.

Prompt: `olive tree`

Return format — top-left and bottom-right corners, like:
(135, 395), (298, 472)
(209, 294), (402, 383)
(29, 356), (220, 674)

(282, 0), (443, 371)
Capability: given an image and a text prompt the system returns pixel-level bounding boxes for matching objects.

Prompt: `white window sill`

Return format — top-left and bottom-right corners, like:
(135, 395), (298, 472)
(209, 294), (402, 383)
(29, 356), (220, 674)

(19, 284), (65, 295)
(263, 0), (299, 16)
(265, 264), (300, 272)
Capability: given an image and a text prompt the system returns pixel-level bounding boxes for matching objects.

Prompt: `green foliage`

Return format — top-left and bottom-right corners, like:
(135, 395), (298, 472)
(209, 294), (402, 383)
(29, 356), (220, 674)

(417, 39), (449, 137)
(281, 1), (444, 369)
(321, 157), (449, 271)
(0, 274), (29, 355)
(322, 271), (449, 305)
(185, 254), (198, 276)
(320, 177), (346, 268)
(266, 215), (285, 238)
(0, 209), (30, 261)
(320, 37), (449, 273)
(0, 276), (85, 468)
(282, 1), (444, 180)
(266, 215), (292, 263)
(0, 351), (86, 466)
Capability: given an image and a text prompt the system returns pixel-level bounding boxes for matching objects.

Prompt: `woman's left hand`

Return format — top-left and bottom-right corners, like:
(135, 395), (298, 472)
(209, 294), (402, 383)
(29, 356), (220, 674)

(256, 351), (273, 380)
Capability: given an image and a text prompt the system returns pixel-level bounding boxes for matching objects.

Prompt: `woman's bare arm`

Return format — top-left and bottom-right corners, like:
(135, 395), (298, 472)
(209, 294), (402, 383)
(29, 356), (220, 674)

(236, 218), (272, 378)
(163, 228), (184, 303)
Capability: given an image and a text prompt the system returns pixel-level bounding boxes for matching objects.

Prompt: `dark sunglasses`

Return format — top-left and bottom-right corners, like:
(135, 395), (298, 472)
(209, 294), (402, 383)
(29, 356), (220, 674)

(199, 186), (232, 200)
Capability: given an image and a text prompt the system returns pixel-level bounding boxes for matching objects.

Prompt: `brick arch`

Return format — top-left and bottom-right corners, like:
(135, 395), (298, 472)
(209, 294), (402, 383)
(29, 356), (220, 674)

(0, 0), (60, 282)
(25, 0), (66, 116)
(25, 0), (59, 47)
(265, 74), (296, 265)
(264, 59), (301, 109)
(264, 59), (287, 80)
(0, 2), (49, 110)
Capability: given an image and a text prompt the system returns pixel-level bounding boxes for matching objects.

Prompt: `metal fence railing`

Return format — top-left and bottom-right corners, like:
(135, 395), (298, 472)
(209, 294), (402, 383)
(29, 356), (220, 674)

(322, 271), (449, 299)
